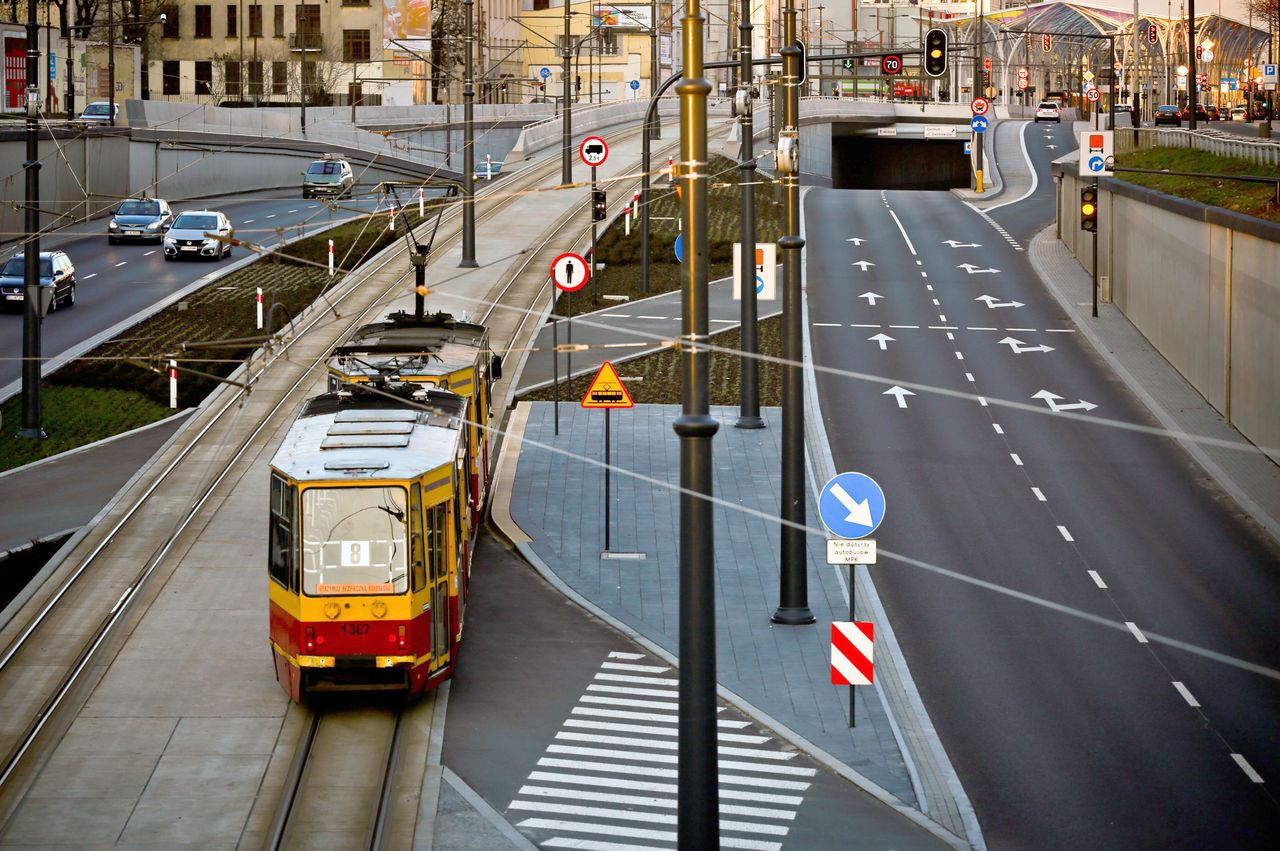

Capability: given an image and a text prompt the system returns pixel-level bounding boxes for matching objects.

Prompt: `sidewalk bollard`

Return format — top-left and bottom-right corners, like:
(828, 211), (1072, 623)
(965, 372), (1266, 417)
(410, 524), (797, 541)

(625, 205), (631, 236)
(256, 287), (263, 330)
(168, 360), (177, 409)
(389, 206), (397, 232)
(418, 188), (424, 217)
(328, 240), (334, 276)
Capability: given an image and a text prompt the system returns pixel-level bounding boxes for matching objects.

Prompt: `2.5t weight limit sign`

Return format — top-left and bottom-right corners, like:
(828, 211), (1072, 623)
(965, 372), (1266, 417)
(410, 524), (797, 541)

(579, 136), (608, 167)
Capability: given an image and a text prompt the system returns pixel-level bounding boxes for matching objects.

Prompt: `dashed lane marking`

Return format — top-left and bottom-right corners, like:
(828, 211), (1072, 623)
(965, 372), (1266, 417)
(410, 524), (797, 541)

(1088, 570), (1107, 589)
(143, 250), (155, 256)
(1057, 525), (1073, 541)
(1231, 754), (1264, 784)
(992, 424), (1003, 434)
(244, 219), (255, 223)
(1011, 453), (1024, 466)
(1125, 622), (1149, 643)
(1032, 487), (1046, 501)
(1173, 682), (1200, 707)
(114, 261), (127, 267)
(82, 273), (97, 279)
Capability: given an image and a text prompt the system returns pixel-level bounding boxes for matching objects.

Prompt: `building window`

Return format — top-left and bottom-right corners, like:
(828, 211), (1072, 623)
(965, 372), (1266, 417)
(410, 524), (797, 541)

(248, 60), (263, 96)
(195, 61), (212, 94)
(532, 0), (549, 9)
(162, 60), (180, 95)
(249, 4), (262, 37)
(226, 5), (237, 37)
(342, 0), (370, 5)
(195, 5), (211, 38)
(224, 60), (242, 98)
(597, 30), (619, 56)
(343, 29), (370, 63)
(162, 6), (179, 38)
(272, 60), (287, 94)
(273, 4), (284, 37)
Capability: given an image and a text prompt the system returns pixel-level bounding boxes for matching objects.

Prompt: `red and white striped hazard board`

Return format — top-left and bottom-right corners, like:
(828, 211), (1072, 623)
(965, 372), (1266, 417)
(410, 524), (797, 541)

(830, 622), (874, 685)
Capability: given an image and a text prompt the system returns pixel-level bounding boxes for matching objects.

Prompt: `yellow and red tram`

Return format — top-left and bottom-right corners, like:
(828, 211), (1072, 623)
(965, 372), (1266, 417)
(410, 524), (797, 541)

(267, 385), (476, 700)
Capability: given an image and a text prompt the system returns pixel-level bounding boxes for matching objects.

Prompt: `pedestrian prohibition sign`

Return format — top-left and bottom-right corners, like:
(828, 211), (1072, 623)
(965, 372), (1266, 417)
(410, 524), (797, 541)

(550, 252), (589, 291)
(581, 361), (634, 409)
(831, 622), (874, 685)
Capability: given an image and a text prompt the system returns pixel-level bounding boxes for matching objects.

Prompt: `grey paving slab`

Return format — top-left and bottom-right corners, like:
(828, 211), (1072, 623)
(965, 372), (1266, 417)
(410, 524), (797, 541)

(117, 794), (255, 847)
(0, 796), (137, 845)
(508, 402), (917, 806)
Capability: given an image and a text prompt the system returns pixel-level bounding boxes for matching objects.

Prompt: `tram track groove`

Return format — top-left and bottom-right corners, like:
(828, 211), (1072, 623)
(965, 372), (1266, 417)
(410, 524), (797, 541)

(0, 118), (682, 831)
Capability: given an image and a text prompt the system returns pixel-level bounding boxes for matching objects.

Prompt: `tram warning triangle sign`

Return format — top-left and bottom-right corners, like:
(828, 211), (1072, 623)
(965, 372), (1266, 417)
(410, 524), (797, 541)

(581, 361), (634, 409)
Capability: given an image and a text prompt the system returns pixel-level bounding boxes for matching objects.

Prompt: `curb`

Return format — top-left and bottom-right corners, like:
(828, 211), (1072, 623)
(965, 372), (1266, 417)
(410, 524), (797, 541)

(0, 409), (190, 481)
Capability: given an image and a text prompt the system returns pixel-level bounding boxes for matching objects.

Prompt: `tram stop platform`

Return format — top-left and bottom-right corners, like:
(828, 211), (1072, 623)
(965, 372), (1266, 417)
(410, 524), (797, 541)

(490, 401), (975, 846)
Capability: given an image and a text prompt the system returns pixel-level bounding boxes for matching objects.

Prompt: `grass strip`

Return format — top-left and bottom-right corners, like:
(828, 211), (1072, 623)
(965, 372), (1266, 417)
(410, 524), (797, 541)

(1114, 147), (1280, 223)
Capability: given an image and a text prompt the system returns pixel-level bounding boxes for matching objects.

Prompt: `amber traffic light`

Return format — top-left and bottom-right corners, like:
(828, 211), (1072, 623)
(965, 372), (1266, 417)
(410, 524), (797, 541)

(1080, 187), (1098, 232)
(924, 28), (947, 78)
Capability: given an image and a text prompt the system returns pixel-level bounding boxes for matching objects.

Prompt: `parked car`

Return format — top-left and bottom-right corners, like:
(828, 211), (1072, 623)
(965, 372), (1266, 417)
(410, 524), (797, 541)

(0, 250), (77, 312)
(108, 197), (172, 244)
(163, 211), (234, 261)
(302, 156), (355, 199)
(1204, 105), (1221, 121)
(1179, 103), (1210, 122)
(1230, 106), (1249, 121)
(1154, 105), (1182, 126)
(77, 101), (118, 124)
(1034, 101), (1062, 123)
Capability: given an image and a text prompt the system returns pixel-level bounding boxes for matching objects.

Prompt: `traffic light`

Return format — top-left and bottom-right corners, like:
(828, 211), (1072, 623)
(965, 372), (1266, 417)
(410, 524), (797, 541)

(1080, 187), (1098, 232)
(924, 28), (947, 78)
(592, 189), (607, 222)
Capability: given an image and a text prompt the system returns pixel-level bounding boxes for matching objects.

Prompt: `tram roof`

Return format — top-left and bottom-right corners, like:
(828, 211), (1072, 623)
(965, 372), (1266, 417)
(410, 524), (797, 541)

(271, 390), (467, 482)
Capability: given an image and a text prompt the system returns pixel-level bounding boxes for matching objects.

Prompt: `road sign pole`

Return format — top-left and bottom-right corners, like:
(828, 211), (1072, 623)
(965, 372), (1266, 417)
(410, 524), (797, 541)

(1092, 177), (1100, 318)
(974, 3), (985, 193)
(567, 292), (573, 384)
(460, 0), (477, 268)
(604, 407), (611, 551)
(848, 562), (856, 728)
(673, 0), (719, 842)
(773, 1), (814, 627)
(19, 0), (44, 440)
(736, 0), (764, 431)
(552, 288), (560, 435)
(591, 164), (598, 302)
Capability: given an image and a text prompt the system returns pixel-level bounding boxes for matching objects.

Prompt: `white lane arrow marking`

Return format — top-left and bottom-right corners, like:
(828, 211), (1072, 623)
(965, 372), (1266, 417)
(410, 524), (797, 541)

(852, 260), (875, 270)
(859, 292), (884, 306)
(829, 483), (874, 527)
(942, 240), (981, 248)
(1046, 144), (1058, 149)
(958, 263), (1000, 274)
(975, 294), (1025, 309)
(999, 336), (1055, 354)
(846, 237), (866, 245)
(868, 333), (894, 350)
(1032, 389), (1097, 412)
(884, 386), (915, 408)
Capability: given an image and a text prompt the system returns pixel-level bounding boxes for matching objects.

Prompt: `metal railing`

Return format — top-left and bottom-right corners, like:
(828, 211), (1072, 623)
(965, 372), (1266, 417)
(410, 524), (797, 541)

(1114, 126), (1280, 168)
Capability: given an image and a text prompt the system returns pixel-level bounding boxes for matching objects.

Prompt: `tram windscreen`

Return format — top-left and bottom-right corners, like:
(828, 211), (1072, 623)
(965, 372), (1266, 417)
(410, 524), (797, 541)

(301, 486), (409, 595)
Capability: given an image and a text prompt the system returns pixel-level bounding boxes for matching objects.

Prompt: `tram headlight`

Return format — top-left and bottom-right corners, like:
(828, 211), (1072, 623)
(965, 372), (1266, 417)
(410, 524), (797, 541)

(324, 602), (341, 620)
(371, 600), (387, 619)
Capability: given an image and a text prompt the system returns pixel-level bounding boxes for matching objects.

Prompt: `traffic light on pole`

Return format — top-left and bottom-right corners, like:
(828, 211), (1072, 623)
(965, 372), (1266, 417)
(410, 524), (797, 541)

(592, 189), (607, 222)
(1080, 187), (1098, 232)
(924, 28), (947, 78)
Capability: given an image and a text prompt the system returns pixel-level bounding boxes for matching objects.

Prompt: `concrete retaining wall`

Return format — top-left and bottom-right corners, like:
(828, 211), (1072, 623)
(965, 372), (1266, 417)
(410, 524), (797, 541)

(1055, 160), (1280, 463)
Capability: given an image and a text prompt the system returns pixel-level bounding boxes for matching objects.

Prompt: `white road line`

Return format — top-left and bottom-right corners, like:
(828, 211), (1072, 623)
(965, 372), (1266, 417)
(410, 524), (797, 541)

(535, 758), (813, 790)
(580, 695), (678, 711)
(547, 746), (815, 776)
(1010, 453), (1023, 466)
(968, 326), (997, 331)
(603, 313), (632, 319)
(939, 314), (947, 322)
(1088, 570), (1108, 589)
(594, 673), (679, 686)
(608, 652), (645, 659)
(925, 284), (933, 291)
(920, 271), (928, 277)
(509, 802), (791, 836)
(1045, 328), (1076, 333)
(287, 209), (298, 213)
(1171, 681), (1200, 707)
(1007, 327), (1036, 331)
(586, 684), (678, 698)
(541, 837), (672, 851)
(82, 273), (97, 279)
(850, 323), (880, 328)
(992, 424), (1004, 434)
(1032, 487), (1046, 501)
(1231, 754), (1264, 783)
(570, 707), (749, 728)
(966, 373), (976, 383)
(978, 396), (988, 406)
(888, 210), (917, 255)
(888, 324), (919, 329)
(946, 332), (955, 341)
(243, 219), (255, 223)
(309, 204), (319, 209)
(916, 260), (922, 265)
(114, 261), (127, 267)
(527, 772), (805, 805)
(955, 352), (964, 360)
(517, 786), (797, 821)
(932, 299), (940, 306)
(928, 325), (958, 330)
(710, 319), (737, 324)
(531, 822), (783, 851)
(555, 733), (797, 761)
(638, 315), (666, 320)
(1125, 622), (1149, 643)
(265, 214), (277, 218)
(812, 322), (842, 327)
(1057, 525), (1073, 541)
(562, 719), (769, 744)
(143, 250), (155, 256)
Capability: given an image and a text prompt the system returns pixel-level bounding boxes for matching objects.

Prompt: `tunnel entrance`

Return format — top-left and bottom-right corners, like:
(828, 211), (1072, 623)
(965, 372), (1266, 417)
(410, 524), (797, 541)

(831, 131), (971, 191)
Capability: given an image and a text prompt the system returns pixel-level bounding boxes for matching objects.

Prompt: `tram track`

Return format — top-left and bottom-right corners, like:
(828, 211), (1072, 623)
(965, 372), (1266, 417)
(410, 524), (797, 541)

(0, 117), (687, 830)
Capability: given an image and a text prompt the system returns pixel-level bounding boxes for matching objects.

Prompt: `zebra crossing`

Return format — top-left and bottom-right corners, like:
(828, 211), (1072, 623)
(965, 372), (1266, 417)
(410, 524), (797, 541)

(508, 651), (816, 850)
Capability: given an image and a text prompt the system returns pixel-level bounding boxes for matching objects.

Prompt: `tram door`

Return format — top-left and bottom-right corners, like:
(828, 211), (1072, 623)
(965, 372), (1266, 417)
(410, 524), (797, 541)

(425, 499), (450, 670)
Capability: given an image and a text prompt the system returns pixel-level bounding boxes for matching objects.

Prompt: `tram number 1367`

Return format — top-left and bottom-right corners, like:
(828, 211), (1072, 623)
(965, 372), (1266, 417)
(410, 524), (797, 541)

(340, 623), (371, 636)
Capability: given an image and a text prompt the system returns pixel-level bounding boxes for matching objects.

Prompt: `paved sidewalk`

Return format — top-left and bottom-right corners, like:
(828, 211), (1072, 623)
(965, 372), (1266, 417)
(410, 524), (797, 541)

(491, 402), (973, 844)
(1028, 227), (1280, 543)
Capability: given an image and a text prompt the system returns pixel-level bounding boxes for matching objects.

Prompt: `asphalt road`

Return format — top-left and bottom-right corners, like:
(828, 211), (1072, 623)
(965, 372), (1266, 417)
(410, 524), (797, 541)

(804, 127), (1280, 845)
(0, 189), (385, 391)
(444, 533), (952, 849)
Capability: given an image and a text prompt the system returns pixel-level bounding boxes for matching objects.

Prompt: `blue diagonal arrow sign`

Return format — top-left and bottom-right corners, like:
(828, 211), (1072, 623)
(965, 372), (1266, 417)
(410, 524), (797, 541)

(818, 473), (886, 539)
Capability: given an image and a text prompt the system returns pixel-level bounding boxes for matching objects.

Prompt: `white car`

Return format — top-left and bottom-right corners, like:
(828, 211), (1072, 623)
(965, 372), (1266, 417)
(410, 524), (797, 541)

(1034, 101), (1062, 123)
(77, 101), (119, 124)
(163, 211), (234, 261)
(1230, 106), (1249, 121)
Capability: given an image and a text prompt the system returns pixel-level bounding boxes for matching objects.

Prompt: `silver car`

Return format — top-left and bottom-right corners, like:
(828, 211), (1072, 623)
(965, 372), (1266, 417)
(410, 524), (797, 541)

(77, 101), (119, 124)
(163, 211), (234, 261)
(303, 158), (355, 199)
(108, 197), (173, 244)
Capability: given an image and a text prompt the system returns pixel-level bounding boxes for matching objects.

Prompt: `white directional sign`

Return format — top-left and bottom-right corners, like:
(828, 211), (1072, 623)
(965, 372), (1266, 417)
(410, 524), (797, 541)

(999, 336), (1054, 354)
(958, 263), (1000, 274)
(827, 539), (877, 565)
(550, 252), (590, 291)
(732, 242), (777, 301)
(1033, 389), (1097, 412)
(579, 135), (609, 167)
(859, 292), (883, 306)
(1079, 130), (1114, 177)
(868, 333), (894, 350)
(883, 386), (915, 408)
(975, 294), (1024, 309)
(943, 240), (980, 248)
(851, 260), (875, 271)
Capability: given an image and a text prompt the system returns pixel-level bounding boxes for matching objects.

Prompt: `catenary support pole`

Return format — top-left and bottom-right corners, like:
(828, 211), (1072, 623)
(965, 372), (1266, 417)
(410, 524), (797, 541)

(672, 0), (719, 843)
(736, 0), (764, 430)
(562, 1), (573, 185)
(1188, 0), (1198, 131)
(973, 0), (985, 192)
(461, 0), (477, 267)
(1092, 177), (1100, 318)
(772, 1), (814, 626)
(20, 0), (45, 439)
(604, 407), (611, 552)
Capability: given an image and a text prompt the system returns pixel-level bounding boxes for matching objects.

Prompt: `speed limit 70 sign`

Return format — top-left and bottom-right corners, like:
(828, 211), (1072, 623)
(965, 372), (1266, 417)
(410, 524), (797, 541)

(881, 54), (903, 75)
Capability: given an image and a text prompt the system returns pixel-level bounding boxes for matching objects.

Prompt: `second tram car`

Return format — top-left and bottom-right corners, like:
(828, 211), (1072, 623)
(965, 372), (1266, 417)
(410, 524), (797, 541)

(267, 384), (476, 700)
